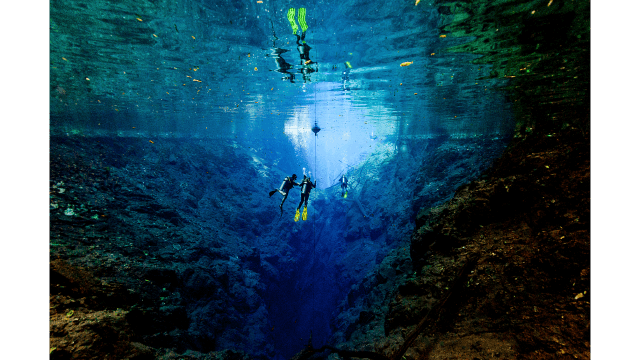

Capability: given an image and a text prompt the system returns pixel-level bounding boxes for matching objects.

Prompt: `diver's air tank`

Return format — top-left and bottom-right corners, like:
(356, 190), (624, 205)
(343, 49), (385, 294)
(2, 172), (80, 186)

(278, 177), (289, 191)
(301, 180), (310, 194)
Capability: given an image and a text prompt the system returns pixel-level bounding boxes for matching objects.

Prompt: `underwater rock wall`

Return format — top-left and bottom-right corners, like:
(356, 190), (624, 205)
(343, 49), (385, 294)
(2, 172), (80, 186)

(50, 136), (277, 359)
(312, 0), (591, 359)
(49, 132), (508, 359)
(325, 136), (510, 345)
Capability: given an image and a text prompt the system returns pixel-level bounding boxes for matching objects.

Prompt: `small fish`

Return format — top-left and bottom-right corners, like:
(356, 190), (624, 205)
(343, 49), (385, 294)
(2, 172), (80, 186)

(136, 17), (143, 22)
(400, 61), (413, 67)
(153, 34), (158, 37)
(174, 24), (179, 33)
(254, 67), (258, 71)
(193, 79), (202, 82)
(191, 35), (196, 40)
(440, 34), (447, 38)
(415, 0), (421, 5)
(149, 140), (154, 144)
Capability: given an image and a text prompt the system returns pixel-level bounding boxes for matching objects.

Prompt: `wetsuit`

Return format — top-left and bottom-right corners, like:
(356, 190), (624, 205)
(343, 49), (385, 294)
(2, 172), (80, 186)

(297, 178), (316, 210)
(271, 176), (300, 209)
(341, 175), (348, 196)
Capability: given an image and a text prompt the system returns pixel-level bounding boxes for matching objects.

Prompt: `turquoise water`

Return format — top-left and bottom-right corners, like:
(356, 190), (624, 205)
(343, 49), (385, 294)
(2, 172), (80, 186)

(50, 0), (513, 187)
(50, 0), (517, 359)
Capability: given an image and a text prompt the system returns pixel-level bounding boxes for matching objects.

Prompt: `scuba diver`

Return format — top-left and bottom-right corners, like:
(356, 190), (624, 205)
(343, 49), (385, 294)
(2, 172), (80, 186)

(269, 174), (300, 216)
(287, 7), (316, 82)
(341, 174), (348, 198)
(342, 61), (352, 91)
(295, 175), (317, 222)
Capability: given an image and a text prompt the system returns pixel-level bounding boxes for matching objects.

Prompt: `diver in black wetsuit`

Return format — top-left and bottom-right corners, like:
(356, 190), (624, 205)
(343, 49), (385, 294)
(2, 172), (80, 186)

(341, 174), (348, 198)
(295, 175), (316, 221)
(269, 174), (300, 215)
(297, 175), (316, 210)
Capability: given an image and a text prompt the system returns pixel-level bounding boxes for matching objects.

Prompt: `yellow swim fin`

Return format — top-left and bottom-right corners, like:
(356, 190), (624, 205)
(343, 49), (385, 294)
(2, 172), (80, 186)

(343, 190), (348, 198)
(298, 8), (308, 33)
(287, 8), (298, 34)
(302, 206), (307, 221)
(294, 208), (300, 222)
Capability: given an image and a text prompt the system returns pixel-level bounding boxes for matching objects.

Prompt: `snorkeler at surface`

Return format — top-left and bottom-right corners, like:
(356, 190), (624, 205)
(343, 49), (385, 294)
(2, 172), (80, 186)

(287, 7), (316, 82)
(295, 175), (316, 222)
(269, 174), (300, 216)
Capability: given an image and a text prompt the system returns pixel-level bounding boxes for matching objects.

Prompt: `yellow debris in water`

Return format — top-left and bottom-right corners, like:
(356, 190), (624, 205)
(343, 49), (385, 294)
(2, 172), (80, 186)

(149, 140), (154, 144)
(415, 0), (420, 5)
(192, 35), (196, 40)
(531, 10), (535, 14)
(414, 93), (417, 95)
(62, 57), (67, 61)
(430, 53), (435, 56)
(193, 79), (202, 82)
(271, 88), (274, 90)
(548, 0), (553, 6)
(400, 61), (413, 67)
(254, 67), (258, 71)
(257, 0), (263, 2)
(136, 17), (143, 22)
(153, 34), (158, 37)
(439, 34), (447, 38)
(85, 77), (90, 81)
